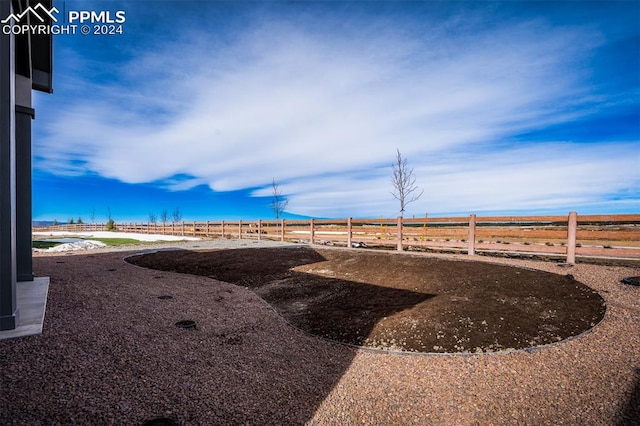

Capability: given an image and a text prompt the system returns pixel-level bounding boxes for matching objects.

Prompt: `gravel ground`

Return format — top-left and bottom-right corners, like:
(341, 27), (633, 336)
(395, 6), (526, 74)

(1, 239), (638, 425)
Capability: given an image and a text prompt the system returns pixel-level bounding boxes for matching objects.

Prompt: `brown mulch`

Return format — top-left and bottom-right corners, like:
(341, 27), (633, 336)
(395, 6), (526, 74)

(127, 246), (606, 354)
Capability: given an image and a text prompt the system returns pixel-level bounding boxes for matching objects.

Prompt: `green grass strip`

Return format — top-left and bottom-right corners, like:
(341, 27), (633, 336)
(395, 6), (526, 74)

(88, 238), (147, 246)
(33, 237), (151, 249)
(32, 241), (61, 249)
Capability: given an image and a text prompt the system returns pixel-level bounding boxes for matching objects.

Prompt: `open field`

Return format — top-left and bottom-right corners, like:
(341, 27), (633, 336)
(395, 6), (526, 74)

(36, 213), (640, 263)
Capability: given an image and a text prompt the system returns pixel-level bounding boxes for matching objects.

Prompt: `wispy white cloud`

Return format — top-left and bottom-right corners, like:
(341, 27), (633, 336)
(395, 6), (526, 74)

(263, 141), (638, 217)
(34, 5), (639, 217)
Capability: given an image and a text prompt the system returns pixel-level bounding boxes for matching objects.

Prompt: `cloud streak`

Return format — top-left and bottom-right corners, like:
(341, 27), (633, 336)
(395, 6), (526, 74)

(34, 3), (639, 217)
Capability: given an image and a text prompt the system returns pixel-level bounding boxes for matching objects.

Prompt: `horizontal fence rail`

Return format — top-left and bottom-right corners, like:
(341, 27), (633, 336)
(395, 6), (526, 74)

(34, 212), (640, 263)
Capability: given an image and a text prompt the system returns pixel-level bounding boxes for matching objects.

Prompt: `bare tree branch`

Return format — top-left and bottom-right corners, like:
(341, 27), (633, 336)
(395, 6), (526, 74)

(172, 206), (183, 223)
(160, 209), (168, 225)
(270, 178), (289, 219)
(390, 148), (423, 216)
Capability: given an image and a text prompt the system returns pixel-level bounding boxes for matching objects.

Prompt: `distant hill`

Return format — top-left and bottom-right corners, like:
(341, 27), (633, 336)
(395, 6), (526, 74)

(32, 220), (55, 227)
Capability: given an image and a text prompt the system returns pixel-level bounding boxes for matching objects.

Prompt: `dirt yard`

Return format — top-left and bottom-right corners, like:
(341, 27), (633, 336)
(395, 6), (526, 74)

(2, 240), (637, 424)
(128, 246), (606, 354)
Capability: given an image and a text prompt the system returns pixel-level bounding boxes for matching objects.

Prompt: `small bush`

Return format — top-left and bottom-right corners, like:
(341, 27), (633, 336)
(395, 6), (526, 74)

(105, 218), (116, 231)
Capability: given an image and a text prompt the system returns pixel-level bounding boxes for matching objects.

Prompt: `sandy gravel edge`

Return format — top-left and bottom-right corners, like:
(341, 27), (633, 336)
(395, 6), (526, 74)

(307, 247), (640, 425)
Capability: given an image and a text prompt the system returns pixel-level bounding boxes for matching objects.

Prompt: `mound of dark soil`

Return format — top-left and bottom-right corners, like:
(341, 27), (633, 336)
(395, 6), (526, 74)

(128, 247), (606, 354)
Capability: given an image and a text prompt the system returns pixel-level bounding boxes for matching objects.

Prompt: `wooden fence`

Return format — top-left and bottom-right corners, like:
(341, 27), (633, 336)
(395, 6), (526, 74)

(34, 213), (640, 263)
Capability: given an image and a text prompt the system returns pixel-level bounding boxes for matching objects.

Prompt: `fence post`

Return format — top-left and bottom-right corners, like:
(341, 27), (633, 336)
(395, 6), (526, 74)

(566, 211), (577, 264)
(397, 216), (403, 251)
(281, 219), (286, 242)
(310, 218), (315, 245)
(347, 217), (352, 248)
(181, 221), (185, 236)
(206, 221), (210, 237)
(238, 220), (242, 239)
(422, 213), (428, 241)
(258, 220), (262, 241)
(468, 214), (476, 256)
(221, 220), (225, 238)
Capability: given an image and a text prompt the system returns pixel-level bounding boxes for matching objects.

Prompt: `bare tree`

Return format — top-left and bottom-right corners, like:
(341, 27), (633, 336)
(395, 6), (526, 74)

(160, 209), (168, 225)
(148, 211), (157, 224)
(270, 178), (289, 219)
(172, 206), (183, 223)
(390, 148), (423, 216)
(106, 206), (115, 231)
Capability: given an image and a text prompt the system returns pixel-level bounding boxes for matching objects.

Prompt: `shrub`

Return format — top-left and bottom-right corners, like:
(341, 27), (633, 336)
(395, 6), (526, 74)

(106, 218), (116, 231)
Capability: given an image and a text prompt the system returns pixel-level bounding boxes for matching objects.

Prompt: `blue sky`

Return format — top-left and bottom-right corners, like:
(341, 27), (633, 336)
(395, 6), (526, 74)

(31, 0), (639, 223)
